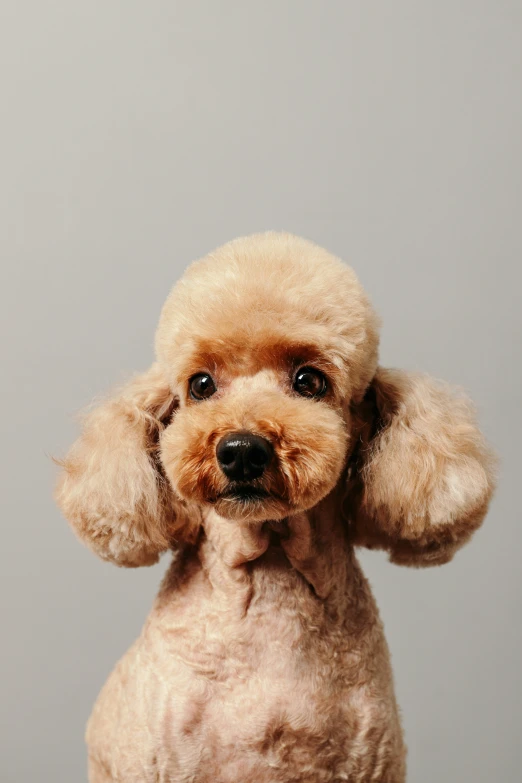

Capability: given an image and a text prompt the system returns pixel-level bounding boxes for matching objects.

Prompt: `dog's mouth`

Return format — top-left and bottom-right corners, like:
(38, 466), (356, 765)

(217, 485), (271, 504)
(207, 482), (294, 522)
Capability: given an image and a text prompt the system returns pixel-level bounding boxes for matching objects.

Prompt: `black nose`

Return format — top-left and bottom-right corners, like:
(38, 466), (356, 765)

(216, 431), (273, 481)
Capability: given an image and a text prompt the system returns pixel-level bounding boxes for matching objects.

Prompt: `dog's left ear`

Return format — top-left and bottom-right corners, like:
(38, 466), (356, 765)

(347, 367), (497, 566)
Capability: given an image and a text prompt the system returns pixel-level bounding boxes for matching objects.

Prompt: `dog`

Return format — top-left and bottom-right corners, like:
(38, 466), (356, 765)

(56, 232), (495, 782)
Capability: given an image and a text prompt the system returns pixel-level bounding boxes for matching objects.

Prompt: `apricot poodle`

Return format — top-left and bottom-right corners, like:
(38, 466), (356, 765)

(56, 233), (495, 782)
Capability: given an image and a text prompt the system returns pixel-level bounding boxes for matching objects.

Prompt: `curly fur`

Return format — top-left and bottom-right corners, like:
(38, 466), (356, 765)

(55, 232), (495, 782)
(349, 368), (496, 566)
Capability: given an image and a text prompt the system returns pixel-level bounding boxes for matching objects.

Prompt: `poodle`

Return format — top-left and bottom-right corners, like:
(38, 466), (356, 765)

(56, 233), (495, 782)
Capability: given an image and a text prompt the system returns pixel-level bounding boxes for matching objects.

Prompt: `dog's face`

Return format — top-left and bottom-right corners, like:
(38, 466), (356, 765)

(156, 234), (379, 523)
(159, 339), (350, 523)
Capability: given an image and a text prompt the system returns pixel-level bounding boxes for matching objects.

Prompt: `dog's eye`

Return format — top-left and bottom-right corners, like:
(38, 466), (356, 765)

(293, 367), (327, 398)
(189, 373), (216, 401)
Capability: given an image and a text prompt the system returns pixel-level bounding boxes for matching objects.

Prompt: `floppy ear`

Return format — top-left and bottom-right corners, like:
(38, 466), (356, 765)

(348, 367), (496, 566)
(55, 363), (196, 567)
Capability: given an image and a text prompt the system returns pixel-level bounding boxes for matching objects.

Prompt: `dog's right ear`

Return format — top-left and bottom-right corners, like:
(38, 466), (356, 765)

(55, 363), (197, 567)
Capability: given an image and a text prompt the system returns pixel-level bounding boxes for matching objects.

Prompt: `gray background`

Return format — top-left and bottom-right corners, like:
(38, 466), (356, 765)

(1, 2), (520, 781)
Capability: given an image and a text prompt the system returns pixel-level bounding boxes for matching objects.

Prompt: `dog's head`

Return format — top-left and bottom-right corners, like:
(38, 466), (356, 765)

(156, 233), (379, 524)
(56, 232), (494, 567)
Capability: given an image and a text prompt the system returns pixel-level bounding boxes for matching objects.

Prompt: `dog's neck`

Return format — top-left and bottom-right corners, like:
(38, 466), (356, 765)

(198, 488), (351, 602)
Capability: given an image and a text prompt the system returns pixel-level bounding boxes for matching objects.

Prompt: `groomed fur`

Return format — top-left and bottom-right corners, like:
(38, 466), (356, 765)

(55, 232), (496, 782)
(55, 363), (198, 567)
(349, 368), (496, 566)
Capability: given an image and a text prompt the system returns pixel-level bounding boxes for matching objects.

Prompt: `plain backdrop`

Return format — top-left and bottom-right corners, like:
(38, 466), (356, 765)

(1, 3), (521, 781)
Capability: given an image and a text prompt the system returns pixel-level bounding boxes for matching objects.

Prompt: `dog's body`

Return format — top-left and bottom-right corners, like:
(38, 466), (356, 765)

(56, 234), (494, 782)
(87, 503), (404, 783)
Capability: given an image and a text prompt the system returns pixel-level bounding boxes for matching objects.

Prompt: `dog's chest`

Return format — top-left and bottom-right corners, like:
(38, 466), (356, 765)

(147, 559), (391, 782)
(88, 551), (403, 782)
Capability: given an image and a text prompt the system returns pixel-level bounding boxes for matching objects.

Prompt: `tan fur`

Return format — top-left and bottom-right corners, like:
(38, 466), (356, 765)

(348, 368), (496, 566)
(55, 232), (495, 782)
